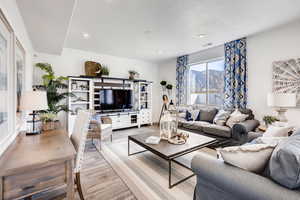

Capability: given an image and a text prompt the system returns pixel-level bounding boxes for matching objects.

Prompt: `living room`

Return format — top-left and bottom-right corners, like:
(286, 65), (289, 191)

(0, 0), (300, 200)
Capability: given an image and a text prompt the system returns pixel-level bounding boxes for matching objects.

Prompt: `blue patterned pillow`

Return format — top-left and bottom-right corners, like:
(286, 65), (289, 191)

(185, 110), (193, 121)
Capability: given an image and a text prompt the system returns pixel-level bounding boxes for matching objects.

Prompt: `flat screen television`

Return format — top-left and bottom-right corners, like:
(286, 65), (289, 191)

(99, 89), (133, 111)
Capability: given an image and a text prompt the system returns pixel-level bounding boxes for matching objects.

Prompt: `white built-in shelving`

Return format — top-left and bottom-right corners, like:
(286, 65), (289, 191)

(67, 76), (153, 134)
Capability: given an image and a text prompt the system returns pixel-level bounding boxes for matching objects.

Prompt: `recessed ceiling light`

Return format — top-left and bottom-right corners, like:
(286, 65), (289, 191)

(157, 50), (163, 55)
(194, 34), (207, 39)
(82, 32), (90, 39)
(144, 30), (152, 35)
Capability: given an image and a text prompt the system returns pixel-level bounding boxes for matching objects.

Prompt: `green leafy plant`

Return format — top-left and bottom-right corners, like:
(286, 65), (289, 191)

(128, 70), (139, 75)
(35, 63), (74, 121)
(166, 84), (173, 90)
(160, 81), (167, 86)
(128, 70), (139, 80)
(101, 66), (110, 76)
(39, 112), (57, 122)
(263, 115), (279, 126)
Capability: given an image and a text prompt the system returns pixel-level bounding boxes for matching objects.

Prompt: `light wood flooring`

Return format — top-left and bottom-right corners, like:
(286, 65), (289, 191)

(31, 139), (137, 200)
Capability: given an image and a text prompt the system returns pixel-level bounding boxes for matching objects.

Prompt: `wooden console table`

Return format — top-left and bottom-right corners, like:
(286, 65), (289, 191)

(0, 129), (76, 200)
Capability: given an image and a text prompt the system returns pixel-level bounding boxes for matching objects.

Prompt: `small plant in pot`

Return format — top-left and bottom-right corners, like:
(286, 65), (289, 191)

(35, 63), (74, 131)
(160, 80), (167, 93)
(166, 84), (173, 96)
(166, 84), (174, 105)
(128, 70), (139, 80)
(39, 112), (58, 130)
(263, 115), (279, 127)
(101, 66), (110, 77)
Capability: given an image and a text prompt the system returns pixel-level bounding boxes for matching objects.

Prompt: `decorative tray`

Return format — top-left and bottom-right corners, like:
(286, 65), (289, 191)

(168, 137), (186, 145)
(168, 132), (189, 145)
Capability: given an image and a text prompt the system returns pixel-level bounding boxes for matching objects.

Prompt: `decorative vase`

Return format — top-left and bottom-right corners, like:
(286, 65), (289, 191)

(85, 61), (101, 76)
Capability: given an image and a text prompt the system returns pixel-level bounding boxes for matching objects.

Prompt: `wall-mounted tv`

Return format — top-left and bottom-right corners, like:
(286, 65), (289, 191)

(99, 89), (133, 111)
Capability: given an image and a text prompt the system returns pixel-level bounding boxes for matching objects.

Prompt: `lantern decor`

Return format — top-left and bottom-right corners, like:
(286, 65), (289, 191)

(160, 111), (177, 140)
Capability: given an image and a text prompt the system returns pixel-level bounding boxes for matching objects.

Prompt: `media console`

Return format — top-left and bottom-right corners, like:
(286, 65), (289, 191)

(67, 76), (153, 135)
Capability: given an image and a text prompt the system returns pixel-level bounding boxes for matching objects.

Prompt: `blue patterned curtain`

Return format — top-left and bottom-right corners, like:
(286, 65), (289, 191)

(224, 38), (247, 109)
(176, 55), (188, 105)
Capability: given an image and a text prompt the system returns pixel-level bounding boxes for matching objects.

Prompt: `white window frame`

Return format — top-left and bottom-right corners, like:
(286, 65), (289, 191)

(187, 57), (224, 106)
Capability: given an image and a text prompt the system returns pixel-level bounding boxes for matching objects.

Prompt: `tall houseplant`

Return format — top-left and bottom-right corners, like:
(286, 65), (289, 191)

(35, 63), (73, 130)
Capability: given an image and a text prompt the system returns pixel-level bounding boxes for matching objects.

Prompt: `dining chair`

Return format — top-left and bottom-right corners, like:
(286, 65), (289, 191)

(70, 110), (92, 200)
(88, 116), (113, 151)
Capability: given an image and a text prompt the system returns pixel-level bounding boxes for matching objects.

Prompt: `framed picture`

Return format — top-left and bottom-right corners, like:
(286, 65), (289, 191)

(16, 38), (25, 128)
(0, 9), (15, 151)
(272, 58), (300, 106)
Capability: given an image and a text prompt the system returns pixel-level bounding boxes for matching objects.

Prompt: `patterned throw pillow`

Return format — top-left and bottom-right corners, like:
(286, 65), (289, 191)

(213, 110), (231, 126)
(190, 109), (200, 121)
(226, 109), (248, 128)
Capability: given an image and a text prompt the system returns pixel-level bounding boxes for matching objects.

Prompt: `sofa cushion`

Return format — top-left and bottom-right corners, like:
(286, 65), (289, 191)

(196, 108), (218, 123)
(185, 121), (211, 132)
(213, 109), (231, 126)
(226, 110), (248, 128)
(184, 110), (193, 121)
(263, 125), (292, 137)
(268, 129), (300, 189)
(226, 108), (254, 120)
(202, 124), (231, 138)
(190, 109), (200, 121)
(218, 143), (276, 173)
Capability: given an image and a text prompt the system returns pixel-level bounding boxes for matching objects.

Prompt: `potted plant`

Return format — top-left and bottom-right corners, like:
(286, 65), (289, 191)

(166, 84), (173, 96)
(96, 65), (110, 77)
(128, 70), (139, 80)
(101, 66), (110, 76)
(160, 80), (167, 93)
(35, 63), (74, 131)
(263, 115), (279, 127)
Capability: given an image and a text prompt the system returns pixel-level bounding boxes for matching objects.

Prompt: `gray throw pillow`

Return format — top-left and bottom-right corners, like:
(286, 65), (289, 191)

(268, 129), (300, 189)
(196, 108), (218, 123)
(213, 110), (231, 126)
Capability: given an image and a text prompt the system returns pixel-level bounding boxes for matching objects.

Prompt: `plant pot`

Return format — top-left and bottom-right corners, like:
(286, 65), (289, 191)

(42, 120), (61, 131)
(129, 73), (135, 80)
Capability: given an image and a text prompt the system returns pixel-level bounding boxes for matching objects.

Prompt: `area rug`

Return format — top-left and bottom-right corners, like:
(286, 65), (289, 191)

(101, 127), (216, 200)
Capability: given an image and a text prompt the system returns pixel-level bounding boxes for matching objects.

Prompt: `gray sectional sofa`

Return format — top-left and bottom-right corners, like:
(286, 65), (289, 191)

(191, 129), (300, 200)
(177, 106), (259, 145)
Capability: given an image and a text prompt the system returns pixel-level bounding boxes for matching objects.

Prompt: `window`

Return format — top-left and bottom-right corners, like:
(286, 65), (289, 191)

(188, 58), (224, 106)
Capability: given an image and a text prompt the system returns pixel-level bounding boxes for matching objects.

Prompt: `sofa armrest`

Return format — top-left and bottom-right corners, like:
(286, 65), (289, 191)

(232, 119), (260, 144)
(191, 153), (300, 200)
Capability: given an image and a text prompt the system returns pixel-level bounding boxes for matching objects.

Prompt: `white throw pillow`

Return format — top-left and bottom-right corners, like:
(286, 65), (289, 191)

(226, 110), (248, 128)
(263, 126), (293, 137)
(218, 144), (276, 173)
(213, 110), (231, 126)
(190, 109), (200, 121)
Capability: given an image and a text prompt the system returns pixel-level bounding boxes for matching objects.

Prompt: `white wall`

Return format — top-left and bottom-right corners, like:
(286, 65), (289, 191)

(158, 20), (300, 127)
(0, 0), (34, 155)
(1, 0), (34, 89)
(33, 48), (161, 127)
(248, 20), (300, 127)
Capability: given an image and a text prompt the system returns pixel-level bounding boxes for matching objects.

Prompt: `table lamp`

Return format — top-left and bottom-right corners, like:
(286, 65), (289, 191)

(267, 93), (297, 122)
(20, 91), (48, 135)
